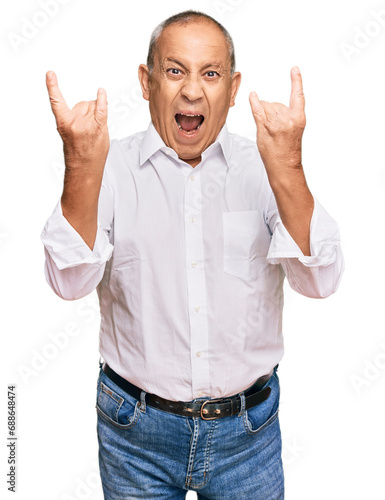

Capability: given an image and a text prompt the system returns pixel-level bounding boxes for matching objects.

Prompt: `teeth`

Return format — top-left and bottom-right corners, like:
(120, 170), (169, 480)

(175, 112), (204, 132)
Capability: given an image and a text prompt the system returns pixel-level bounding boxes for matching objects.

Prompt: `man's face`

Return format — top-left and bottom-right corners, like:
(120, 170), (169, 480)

(139, 20), (241, 167)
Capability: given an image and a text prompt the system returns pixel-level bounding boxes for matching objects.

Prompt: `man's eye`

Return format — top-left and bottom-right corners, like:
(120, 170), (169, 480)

(167, 68), (181, 75)
(205, 71), (219, 78)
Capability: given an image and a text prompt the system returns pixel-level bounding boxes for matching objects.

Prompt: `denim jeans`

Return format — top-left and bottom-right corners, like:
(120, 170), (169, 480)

(96, 364), (284, 499)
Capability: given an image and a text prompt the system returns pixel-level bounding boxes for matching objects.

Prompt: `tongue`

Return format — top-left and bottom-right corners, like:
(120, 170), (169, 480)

(177, 114), (202, 131)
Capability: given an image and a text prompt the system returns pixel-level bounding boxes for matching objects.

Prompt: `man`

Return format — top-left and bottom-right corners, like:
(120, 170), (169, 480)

(41, 10), (344, 500)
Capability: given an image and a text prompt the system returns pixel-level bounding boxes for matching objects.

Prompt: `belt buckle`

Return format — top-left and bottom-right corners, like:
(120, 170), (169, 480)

(200, 398), (225, 420)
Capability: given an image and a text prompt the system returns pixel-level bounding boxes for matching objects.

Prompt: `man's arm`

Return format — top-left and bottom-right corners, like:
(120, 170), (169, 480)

(41, 72), (114, 300)
(249, 67), (343, 297)
(249, 66), (313, 256)
(45, 71), (110, 249)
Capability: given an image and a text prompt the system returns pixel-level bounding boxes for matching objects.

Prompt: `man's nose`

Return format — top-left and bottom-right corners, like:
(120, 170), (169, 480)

(181, 76), (204, 101)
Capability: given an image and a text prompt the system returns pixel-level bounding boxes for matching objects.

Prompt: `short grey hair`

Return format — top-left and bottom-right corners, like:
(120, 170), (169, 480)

(146, 10), (236, 75)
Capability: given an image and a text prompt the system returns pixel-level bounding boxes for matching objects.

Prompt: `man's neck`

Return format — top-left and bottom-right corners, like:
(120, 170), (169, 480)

(179, 155), (202, 168)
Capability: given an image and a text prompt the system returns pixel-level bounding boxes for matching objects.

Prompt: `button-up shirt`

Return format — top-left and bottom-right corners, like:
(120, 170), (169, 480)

(40, 123), (344, 401)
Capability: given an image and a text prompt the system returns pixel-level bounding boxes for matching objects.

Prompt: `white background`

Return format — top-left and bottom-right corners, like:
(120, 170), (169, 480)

(2, 0), (385, 498)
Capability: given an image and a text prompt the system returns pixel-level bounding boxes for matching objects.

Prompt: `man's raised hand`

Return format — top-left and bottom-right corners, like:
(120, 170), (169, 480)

(46, 70), (109, 174)
(249, 66), (306, 185)
(45, 70), (110, 250)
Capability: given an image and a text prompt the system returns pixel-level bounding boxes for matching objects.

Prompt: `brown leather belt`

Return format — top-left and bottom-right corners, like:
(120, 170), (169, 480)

(102, 364), (273, 420)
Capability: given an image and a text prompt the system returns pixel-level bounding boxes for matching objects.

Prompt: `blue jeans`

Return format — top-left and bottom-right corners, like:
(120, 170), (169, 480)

(96, 365), (284, 499)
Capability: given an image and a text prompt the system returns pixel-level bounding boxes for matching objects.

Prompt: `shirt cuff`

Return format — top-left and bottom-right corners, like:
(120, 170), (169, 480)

(266, 198), (341, 268)
(40, 200), (114, 270)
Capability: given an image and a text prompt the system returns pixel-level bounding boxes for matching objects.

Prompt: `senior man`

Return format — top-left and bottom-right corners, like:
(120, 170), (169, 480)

(41, 10), (344, 500)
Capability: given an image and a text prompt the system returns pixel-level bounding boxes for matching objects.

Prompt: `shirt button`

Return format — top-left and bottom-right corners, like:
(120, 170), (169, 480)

(196, 351), (201, 358)
(194, 306), (200, 313)
(190, 175), (195, 181)
(191, 261), (198, 268)
(190, 216), (196, 223)
(198, 391), (204, 397)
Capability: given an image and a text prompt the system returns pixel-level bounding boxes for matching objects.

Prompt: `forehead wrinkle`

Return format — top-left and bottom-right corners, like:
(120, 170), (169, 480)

(165, 41), (227, 56)
(157, 36), (230, 61)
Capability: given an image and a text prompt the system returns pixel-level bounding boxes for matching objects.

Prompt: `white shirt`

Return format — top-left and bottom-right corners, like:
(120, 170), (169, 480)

(41, 123), (344, 401)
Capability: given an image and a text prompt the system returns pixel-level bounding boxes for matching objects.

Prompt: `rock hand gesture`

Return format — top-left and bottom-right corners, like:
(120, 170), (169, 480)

(46, 71), (110, 249)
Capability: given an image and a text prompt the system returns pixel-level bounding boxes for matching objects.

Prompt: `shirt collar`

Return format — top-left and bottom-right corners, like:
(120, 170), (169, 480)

(202, 123), (231, 166)
(139, 122), (168, 166)
(139, 122), (232, 167)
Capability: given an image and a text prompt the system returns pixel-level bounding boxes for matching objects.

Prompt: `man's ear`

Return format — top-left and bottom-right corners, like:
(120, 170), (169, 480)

(230, 72), (242, 107)
(138, 64), (151, 101)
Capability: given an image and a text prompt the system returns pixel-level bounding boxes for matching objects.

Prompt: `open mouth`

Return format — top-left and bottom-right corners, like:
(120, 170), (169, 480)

(175, 113), (204, 133)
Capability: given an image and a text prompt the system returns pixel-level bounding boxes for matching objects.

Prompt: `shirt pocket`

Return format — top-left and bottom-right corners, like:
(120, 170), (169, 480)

(223, 210), (271, 281)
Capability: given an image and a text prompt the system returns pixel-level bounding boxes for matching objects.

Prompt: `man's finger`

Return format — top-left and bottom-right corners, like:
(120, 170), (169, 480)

(249, 91), (266, 123)
(94, 88), (108, 125)
(289, 66), (305, 112)
(46, 71), (70, 119)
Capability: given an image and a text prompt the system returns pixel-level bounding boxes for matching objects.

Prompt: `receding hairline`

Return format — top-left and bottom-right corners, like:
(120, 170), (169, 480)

(146, 11), (235, 75)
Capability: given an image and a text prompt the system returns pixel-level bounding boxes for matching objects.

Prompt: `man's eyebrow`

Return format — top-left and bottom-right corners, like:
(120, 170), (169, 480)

(164, 58), (225, 72)
(200, 62), (223, 71)
(164, 58), (188, 71)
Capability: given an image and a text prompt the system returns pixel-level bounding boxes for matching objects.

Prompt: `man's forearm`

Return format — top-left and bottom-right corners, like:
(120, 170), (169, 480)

(269, 167), (314, 256)
(61, 170), (103, 250)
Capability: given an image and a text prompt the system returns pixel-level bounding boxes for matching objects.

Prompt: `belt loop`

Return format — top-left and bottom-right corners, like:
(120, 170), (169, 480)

(98, 357), (104, 370)
(139, 390), (147, 413)
(238, 391), (246, 417)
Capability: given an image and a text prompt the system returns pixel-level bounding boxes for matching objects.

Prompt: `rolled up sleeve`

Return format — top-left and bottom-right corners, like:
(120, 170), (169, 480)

(40, 184), (114, 300)
(266, 196), (344, 298)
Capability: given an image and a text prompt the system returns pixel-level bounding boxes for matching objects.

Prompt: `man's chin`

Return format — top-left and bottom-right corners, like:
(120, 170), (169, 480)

(171, 131), (206, 166)
(175, 147), (203, 167)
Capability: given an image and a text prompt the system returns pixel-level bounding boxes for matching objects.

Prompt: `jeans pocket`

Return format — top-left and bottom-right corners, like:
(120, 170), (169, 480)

(96, 378), (141, 430)
(223, 210), (271, 281)
(243, 373), (280, 435)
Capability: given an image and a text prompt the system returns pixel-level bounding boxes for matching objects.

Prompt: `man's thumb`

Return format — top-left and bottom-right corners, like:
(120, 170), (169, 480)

(249, 91), (265, 123)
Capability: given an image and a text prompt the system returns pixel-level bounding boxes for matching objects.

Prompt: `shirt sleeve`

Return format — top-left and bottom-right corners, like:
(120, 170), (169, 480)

(40, 182), (114, 300)
(265, 194), (344, 298)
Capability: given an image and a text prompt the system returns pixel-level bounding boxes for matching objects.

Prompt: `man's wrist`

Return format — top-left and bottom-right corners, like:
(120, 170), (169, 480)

(265, 161), (305, 190)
